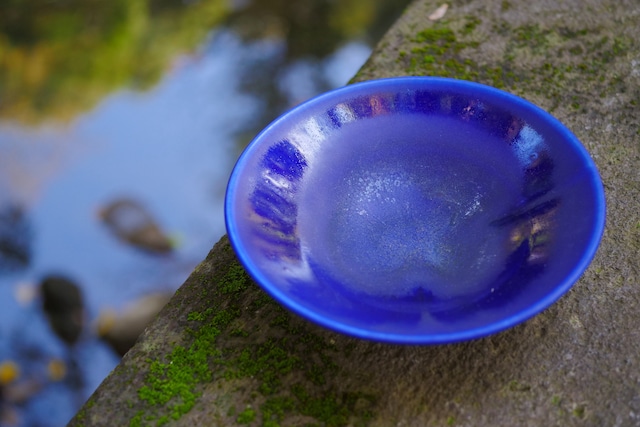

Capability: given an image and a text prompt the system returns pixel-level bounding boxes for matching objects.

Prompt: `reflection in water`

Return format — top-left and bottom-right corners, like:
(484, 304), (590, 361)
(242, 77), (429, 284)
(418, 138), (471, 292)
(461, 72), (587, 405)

(0, 204), (32, 274)
(38, 276), (87, 408)
(40, 276), (84, 347)
(0, 0), (231, 123)
(0, 7), (399, 421)
(96, 292), (173, 357)
(98, 198), (174, 254)
(0, 0), (412, 422)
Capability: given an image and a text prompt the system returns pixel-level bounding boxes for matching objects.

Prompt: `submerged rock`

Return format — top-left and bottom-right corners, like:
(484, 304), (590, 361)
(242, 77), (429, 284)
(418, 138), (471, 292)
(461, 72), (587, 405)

(39, 275), (84, 346)
(96, 292), (173, 357)
(0, 204), (32, 274)
(98, 198), (174, 254)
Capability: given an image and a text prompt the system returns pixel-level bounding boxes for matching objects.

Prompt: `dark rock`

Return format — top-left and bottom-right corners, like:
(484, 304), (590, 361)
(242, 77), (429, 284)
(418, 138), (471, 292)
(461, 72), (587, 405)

(0, 204), (32, 274)
(99, 198), (173, 254)
(96, 293), (173, 357)
(40, 275), (84, 346)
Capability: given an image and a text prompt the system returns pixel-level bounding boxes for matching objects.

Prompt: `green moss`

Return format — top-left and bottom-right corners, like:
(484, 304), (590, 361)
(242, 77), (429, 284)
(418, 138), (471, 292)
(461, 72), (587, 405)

(507, 380), (531, 392)
(219, 262), (251, 294)
(291, 385), (376, 427)
(73, 395), (99, 425)
(447, 415), (456, 426)
(262, 396), (296, 424)
(187, 307), (214, 321)
(568, 45), (584, 55)
(227, 339), (301, 395)
(461, 16), (481, 36)
(414, 27), (455, 44)
(551, 395), (562, 406)
(269, 311), (290, 329)
(572, 404), (586, 418)
(220, 295), (375, 426)
(136, 334), (217, 418)
(130, 256), (377, 426)
(130, 411), (144, 427)
(400, 16), (631, 113)
(230, 327), (249, 337)
(405, 21), (480, 80)
(251, 291), (275, 310)
(131, 262), (245, 426)
(306, 364), (327, 386)
(237, 407), (256, 424)
(513, 24), (549, 48)
(227, 405), (236, 417)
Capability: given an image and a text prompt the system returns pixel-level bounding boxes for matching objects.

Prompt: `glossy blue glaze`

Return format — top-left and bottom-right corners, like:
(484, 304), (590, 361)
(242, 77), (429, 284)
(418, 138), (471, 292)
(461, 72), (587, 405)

(225, 77), (605, 344)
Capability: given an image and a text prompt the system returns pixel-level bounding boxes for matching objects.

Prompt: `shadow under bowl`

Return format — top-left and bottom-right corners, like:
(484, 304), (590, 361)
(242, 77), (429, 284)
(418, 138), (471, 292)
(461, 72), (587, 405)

(225, 77), (605, 344)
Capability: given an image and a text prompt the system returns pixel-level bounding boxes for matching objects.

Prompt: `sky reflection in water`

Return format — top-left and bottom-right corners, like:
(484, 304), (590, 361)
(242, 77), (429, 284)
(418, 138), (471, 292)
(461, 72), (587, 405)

(0, 29), (371, 426)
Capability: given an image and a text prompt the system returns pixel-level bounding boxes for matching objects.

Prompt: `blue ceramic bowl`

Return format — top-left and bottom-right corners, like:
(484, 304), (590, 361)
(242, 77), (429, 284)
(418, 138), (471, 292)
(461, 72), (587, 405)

(225, 77), (605, 344)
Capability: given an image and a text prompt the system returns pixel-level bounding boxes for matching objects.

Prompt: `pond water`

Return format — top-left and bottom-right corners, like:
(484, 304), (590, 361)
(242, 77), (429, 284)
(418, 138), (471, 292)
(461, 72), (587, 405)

(0, 1), (410, 425)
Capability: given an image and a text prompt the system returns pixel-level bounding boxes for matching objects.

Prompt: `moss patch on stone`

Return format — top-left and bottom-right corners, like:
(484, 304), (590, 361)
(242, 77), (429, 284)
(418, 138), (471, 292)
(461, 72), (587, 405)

(130, 256), (376, 426)
(129, 260), (249, 426)
(396, 14), (634, 113)
(219, 262), (251, 295)
(221, 297), (377, 426)
(236, 407), (257, 424)
(134, 309), (230, 425)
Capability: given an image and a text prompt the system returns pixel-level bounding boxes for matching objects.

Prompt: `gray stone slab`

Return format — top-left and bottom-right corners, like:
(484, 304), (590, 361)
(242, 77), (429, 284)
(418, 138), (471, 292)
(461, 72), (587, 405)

(68, 0), (640, 426)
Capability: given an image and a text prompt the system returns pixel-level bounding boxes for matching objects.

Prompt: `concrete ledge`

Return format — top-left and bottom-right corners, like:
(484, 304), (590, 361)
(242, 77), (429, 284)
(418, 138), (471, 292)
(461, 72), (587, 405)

(69, 0), (640, 425)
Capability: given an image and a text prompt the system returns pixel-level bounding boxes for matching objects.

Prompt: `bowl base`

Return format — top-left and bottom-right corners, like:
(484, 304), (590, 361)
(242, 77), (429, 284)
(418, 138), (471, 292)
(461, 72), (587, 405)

(298, 114), (525, 302)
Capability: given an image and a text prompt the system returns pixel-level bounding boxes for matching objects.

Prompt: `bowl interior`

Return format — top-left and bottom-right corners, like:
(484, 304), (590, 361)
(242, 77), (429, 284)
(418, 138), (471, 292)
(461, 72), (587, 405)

(225, 78), (605, 343)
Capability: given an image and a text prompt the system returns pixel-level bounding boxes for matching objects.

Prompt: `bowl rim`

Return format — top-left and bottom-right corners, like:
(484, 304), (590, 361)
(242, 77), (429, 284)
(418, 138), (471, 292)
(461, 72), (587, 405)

(225, 76), (606, 344)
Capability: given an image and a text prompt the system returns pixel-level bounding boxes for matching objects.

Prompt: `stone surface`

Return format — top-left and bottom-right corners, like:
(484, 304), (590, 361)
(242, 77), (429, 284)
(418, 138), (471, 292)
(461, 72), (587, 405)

(68, 0), (640, 426)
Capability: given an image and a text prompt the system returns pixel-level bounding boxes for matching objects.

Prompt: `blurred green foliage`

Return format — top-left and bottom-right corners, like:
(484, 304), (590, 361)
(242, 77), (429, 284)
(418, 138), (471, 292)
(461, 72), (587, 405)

(0, 0), (229, 123)
(0, 0), (409, 123)
(225, 0), (405, 59)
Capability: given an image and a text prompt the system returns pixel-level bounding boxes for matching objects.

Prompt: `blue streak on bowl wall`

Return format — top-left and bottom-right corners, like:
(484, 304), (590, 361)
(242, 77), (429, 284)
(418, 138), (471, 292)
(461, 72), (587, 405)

(248, 140), (308, 261)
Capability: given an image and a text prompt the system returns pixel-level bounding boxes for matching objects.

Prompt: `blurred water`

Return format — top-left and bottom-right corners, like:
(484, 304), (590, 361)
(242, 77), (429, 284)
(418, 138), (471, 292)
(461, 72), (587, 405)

(0, 12), (391, 426)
